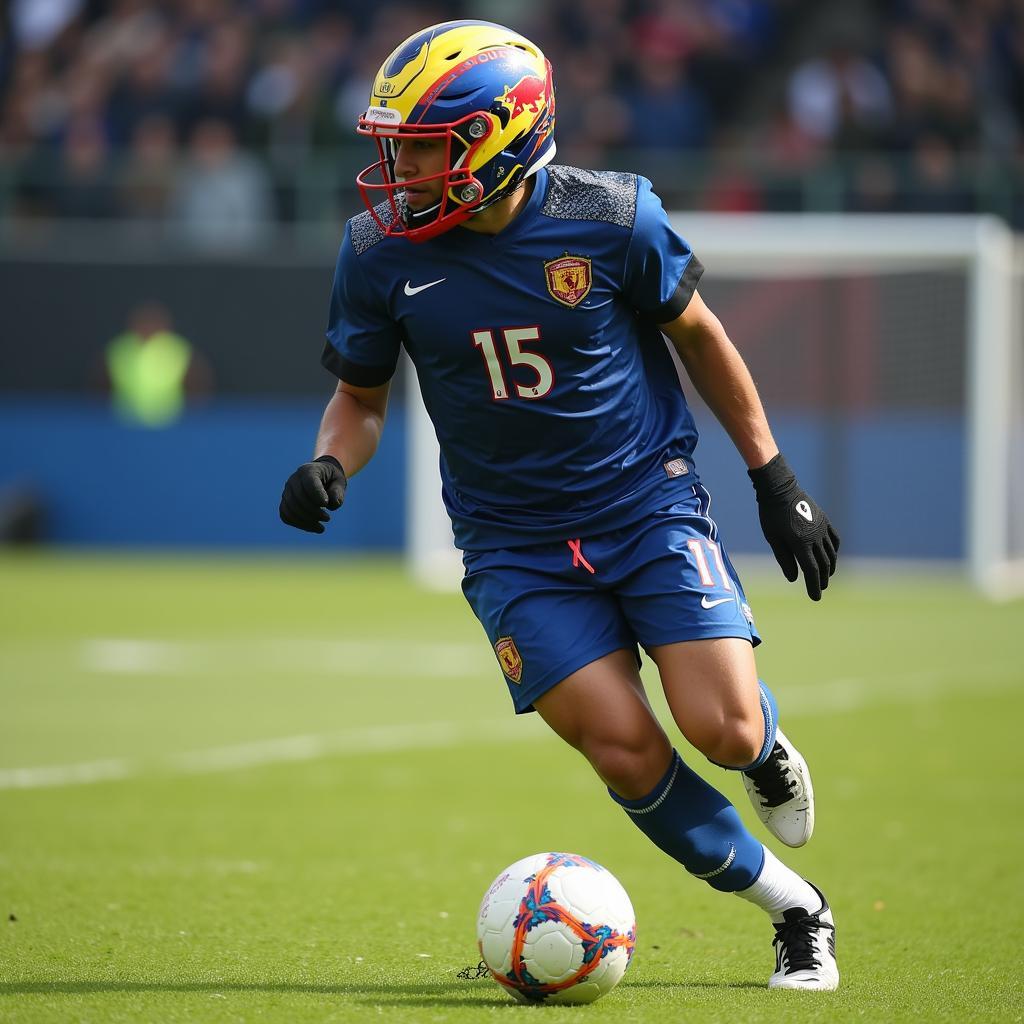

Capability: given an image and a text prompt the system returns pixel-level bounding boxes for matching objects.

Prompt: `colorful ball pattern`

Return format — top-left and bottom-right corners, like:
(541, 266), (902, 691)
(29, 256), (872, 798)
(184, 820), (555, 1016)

(476, 852), (637, 1004)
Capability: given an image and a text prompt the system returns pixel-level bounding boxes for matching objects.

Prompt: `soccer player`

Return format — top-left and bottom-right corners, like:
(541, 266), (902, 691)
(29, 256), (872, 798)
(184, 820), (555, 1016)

(280, 21), (841, 990)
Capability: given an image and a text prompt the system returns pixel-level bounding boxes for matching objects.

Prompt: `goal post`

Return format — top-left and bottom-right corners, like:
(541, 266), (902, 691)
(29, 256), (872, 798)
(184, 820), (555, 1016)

(967, 218), (1020, 600)
(407, 212), (1023, 600)
(406, 373), (462, 586)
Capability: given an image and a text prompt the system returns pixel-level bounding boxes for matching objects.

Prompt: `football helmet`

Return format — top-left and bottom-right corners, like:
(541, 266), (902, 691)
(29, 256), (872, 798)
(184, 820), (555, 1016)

(355, 20), (556, 242)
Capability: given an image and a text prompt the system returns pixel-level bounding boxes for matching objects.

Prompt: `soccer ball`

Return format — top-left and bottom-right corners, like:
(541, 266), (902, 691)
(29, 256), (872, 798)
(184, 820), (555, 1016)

(476, 852), (636, 1004)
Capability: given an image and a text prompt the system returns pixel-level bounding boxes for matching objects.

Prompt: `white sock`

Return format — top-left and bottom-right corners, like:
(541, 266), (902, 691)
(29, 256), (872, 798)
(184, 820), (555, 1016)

(734, 846), (820, 923)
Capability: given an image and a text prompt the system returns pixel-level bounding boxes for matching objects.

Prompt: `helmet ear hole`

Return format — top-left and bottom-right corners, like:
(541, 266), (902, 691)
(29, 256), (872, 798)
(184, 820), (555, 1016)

(449, 134), (470, 164)
(382, 137), (398, 179)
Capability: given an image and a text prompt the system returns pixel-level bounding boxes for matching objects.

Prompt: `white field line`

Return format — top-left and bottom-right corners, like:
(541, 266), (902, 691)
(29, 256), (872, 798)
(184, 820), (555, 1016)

(1, 660), (1019, 793)
(168, 719), (536, 774)
(0, 758), (136, 790)
(0, 718), (545, 791)
(77, 638), (492, 677)
(61, 639), (1024, 696)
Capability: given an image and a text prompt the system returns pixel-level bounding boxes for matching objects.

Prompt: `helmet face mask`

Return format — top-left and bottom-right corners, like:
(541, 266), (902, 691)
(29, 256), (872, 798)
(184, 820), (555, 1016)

(355, 21), (556, 242)
(356, 113), (495, 240)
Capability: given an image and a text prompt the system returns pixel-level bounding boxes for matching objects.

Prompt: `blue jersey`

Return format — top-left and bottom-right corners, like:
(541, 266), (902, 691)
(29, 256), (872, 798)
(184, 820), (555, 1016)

(323, 165), (705, 552)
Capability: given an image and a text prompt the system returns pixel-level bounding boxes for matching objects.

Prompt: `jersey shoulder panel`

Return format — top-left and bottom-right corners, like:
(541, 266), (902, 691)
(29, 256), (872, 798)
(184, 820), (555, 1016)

(540, 165), (638, 229)
(348, 201), (392, 257)
(349, 194), (411, 256)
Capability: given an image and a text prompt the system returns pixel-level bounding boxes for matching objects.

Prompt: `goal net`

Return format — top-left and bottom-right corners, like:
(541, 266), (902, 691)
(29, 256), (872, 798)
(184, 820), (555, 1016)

(407, 213), (1023, 600)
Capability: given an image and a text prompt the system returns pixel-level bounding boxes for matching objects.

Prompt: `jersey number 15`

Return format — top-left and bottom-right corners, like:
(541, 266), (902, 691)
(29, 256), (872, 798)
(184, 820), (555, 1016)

(472, 326), (554, 401)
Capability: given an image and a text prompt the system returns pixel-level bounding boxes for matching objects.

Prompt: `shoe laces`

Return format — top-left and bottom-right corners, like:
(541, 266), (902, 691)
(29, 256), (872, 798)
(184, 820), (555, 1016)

(745, 742), (797, 808)
(773, 906), (833, 974)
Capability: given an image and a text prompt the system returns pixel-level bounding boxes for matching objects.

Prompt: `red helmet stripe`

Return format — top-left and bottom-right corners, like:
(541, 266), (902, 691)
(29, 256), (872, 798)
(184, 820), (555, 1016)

(411, 45), (520, 124)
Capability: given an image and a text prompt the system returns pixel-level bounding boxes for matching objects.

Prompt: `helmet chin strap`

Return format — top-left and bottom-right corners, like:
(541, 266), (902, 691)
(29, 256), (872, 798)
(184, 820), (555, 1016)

(403, 196), (443, 229)
(403, 172), (537, 231)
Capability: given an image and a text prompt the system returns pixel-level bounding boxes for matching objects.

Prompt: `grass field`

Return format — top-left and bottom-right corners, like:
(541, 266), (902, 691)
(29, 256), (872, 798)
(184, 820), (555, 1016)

(1, 552), (1022, 1023)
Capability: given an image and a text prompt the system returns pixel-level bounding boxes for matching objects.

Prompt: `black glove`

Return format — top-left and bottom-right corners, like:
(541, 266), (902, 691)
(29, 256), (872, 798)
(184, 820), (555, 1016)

(279, 455), (347, 534)
(748, 453), (840, 601)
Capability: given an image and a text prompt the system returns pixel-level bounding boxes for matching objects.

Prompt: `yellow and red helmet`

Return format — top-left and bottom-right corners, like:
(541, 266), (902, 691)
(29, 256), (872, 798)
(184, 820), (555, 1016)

(356, 20), (556, 242)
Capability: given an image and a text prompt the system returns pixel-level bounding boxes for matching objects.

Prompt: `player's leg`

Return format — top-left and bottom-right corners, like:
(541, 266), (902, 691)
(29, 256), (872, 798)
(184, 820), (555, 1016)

(543, 642), (836, 989)
(531, 649), (767, 896)
(647, 637), (838, 989)
(462, 547), (793, 915)
(531, 648), (672, 799)
(614, 492), (814, 847)
(608, 495), (838, 989)
(650, 636), (814, 849)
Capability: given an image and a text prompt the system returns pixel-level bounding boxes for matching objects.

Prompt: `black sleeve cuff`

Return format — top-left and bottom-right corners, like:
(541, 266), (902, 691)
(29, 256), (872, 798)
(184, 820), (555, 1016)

(321, 341), (396, 387)
(647, 255), (704, 325)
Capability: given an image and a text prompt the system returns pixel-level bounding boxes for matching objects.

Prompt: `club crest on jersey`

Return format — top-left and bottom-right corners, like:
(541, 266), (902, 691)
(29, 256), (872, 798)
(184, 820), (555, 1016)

(544, 253), (592, 308)
(494, 636), (523, 683)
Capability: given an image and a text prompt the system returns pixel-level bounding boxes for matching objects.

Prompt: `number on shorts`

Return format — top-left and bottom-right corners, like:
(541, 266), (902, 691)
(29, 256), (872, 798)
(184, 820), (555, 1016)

(686, 539), (733, 590)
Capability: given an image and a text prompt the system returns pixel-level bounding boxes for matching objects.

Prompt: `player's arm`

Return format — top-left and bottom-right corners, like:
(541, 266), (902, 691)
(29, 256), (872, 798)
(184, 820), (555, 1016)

(660, 290), (777, 470)
(279, 379), (390, 535)
(660, 292), (841, 600)
(315, 379), (390, 476)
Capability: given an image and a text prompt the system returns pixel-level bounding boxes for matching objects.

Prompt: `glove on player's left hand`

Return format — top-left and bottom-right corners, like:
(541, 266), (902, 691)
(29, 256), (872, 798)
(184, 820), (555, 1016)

(279, 455), (347, 534)
(748, 453), (840, 601)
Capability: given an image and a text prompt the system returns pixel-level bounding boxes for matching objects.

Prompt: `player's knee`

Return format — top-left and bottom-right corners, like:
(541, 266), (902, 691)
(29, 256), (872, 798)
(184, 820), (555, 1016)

(583, 734), (672, 800)
(700, 715), (764, 769)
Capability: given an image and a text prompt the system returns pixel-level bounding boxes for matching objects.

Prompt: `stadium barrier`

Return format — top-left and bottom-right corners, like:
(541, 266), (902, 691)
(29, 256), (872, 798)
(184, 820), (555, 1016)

(0, 398), (406, 549)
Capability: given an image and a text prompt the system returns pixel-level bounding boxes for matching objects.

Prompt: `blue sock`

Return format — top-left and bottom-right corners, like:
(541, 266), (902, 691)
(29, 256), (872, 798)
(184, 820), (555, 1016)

(609, 749), (765, 892)
(746, 680), (779, 771)
(709, 680), (779, 772)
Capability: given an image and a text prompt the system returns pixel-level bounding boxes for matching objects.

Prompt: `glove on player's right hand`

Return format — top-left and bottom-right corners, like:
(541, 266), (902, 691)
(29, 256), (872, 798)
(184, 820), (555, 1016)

(279, 455), (347, 534)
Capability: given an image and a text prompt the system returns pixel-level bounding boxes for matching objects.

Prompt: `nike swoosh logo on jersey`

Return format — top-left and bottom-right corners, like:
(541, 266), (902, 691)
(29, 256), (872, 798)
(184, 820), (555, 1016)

(404, 278), (446, 296)
(701, 596), (733, 609)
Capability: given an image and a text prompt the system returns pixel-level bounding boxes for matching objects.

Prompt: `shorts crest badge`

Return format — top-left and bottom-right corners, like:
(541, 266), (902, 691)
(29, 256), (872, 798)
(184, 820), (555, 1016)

(494, 636), (523, 683)
(544, 253), (592, 308)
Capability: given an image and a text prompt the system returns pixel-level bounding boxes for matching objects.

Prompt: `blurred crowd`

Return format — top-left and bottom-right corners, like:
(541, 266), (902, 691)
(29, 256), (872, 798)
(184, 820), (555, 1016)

(1, 0), (1023, 238)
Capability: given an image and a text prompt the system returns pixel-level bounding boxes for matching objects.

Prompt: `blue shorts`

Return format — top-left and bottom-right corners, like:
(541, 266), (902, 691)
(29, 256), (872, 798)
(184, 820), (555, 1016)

(461, 486), (761, 714)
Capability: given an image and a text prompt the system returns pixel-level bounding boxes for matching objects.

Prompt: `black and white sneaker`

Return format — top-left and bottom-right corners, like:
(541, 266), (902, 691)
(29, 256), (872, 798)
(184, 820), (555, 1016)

(742, 727), (814, 847)
(769, 883), (839, 991)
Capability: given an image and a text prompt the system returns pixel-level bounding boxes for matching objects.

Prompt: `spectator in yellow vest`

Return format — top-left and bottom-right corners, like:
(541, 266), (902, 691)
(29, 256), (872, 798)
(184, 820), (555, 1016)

(105, 303), (211, 427)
